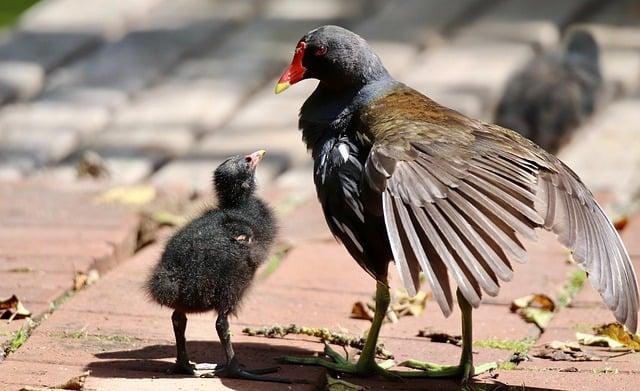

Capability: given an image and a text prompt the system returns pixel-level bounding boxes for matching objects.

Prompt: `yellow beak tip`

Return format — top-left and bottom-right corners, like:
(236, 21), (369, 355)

(275, 82), (290, 94)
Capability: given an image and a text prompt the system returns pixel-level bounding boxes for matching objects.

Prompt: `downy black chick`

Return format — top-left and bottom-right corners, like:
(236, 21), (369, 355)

(494, 29), (603, 154)
(146, 150), (287, 383)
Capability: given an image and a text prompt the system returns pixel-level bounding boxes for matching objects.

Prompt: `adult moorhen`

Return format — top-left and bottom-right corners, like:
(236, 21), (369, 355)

(274, 25), (638, 382)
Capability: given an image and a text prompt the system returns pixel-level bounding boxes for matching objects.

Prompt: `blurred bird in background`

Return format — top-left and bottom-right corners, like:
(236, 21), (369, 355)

(494, 29), (603, 154)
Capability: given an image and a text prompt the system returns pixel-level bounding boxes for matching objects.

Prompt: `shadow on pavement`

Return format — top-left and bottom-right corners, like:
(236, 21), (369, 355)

(86, 340), (322, 389)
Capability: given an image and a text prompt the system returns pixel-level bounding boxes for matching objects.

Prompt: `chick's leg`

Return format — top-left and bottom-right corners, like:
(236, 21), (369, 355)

(167, 310), (220, 375)
(203, 312), (294, 383)
(168, 310), (196, 375)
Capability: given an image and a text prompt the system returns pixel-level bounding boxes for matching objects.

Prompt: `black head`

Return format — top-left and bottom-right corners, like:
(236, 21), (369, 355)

(213, 150), (265, 208)
(275, 25), (389, 93)
(564, 29), (600, 68)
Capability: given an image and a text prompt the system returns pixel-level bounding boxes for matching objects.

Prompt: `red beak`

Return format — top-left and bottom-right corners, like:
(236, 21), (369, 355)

(275, 41), (307, 94)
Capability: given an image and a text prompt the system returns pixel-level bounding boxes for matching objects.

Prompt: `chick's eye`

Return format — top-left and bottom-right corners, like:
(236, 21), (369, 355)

(314, 45), (327, 57)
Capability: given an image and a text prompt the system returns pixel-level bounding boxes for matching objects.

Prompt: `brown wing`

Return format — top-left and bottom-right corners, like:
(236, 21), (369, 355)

(363, 85), (639, 331)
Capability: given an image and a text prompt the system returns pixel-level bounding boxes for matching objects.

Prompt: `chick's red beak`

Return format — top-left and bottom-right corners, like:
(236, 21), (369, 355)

(245, 150), (266, 169)
(275, 41), (307, 94)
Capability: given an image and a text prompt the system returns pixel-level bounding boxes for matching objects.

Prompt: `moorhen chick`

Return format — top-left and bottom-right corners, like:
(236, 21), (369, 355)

(495, 29), (603, 154)
(274, 25), (638, 382)
(146, 150), (289, 383)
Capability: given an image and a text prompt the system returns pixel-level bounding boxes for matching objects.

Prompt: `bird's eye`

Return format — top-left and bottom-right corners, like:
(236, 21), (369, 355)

(244, 156), (252, 164)
(314, 45), (327, 57)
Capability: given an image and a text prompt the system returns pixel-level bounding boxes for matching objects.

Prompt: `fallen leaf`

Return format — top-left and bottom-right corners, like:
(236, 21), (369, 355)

(613, 215), (629, 232)
(73, 270), (99, 291)
(510, 293), (555, 329)
(352, 290), (429, 323)
(520, 307), (554, 329)
(576, 332), (624, 349)
(510, 293), (556, 312)
(350, 301), (374, 321)
(417, 329), (462, 346)
(76, 150), (109, 179)
(56, 370), (90, 390)
(151, 210), (186, 227)
(533, 341), (602, 362)
(593, 323), (640, 351)
(394, 290), (428, 317)
(95, 185), (156, 206)
(19, 370), (90, 390)
(0, 295), (31, 321)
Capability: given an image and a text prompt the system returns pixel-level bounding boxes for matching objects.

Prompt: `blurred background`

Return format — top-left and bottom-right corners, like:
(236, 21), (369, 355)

(0, 0), (638, 208)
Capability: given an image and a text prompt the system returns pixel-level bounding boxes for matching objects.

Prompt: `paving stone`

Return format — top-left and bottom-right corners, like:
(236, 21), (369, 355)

(558, 98), (640, 202)
(263, 0), (363, 21)
(585, 0), (640, 49)
(0, 0), (165, 103)
(0, 101), (110, 136)
(0, 165), (23, 181)
(41, 0), (253, 106)
(0, 127), (78, 169)
(224, 80), (315, 131)
(599, 48), (640, 95)
(354, 0), (481, 75)
(151, 157), (286, 195)
(456, 0), (596, 48)
(20, 0), (164, 37)
(197, 128), (308, 166)
(89, 126), (195, 160)
(581, 24), (640, 52)
(278, 197), (333, 244)
(492, 370), (638, 390)
(0, 61), (43, 102)
(1, 254), (96, 275)
(274, 162), (315, 197)
(404, 42), (534, 109)
(0, 361), (89, 390)
(0, 271), (72, 307)
(110, 81), (223, 130)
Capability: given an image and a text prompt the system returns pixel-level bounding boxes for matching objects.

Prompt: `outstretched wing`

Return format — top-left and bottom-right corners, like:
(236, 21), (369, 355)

(363, 86), (639, 332)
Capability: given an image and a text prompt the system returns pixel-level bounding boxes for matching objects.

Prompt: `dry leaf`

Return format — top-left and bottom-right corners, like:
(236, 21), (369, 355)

(326, 374), (366, 390)
(576, 332), (624, 349)
(0, 295), (31, 321)
(95, 185), (156, 206)
(151, 210), (186, 227)
(20, 370), (90, 390)
(73, 270), (99, 291)
(77, 150), (109, 179)
(352, 290), (428, 323)
(520, 307), (554, 329)
(510, 294), (556, 312)
(510, 294), (555, 329)
(593, 323), (640, 351)
(350, 301), (374, 321)
(417, 329), (462, 346)
(393, 290), (428, 317)
(533, 341), (602, 362)
(56, 370), (90, 390)
(613, 215), (629, 232)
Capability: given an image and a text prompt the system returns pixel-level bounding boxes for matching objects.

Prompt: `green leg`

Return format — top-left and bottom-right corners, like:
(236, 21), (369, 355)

(280, 280), (399, 379)
(398, 289), (497, 382)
